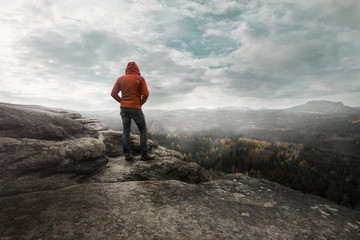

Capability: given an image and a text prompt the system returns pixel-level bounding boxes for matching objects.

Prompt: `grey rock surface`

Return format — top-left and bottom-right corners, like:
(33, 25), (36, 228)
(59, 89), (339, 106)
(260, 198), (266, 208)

(87, 151), (210, 184)
(1, 174), (359, 240)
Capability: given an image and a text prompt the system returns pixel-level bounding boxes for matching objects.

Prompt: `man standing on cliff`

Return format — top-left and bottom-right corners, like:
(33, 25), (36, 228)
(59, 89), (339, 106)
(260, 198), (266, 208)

(111, 61), (155, 161)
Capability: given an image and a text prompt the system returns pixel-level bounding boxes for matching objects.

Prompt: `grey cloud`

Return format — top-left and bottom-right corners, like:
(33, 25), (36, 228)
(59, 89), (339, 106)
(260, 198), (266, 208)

(225, 70), (285, 99)
(0, 90), (92, 110)
(319, 1), (360, 29)
(24, 30), (134, 68)
(151, 1), (241, 58)
(20, 29), (141, 85)
(147, 79), (201, 106)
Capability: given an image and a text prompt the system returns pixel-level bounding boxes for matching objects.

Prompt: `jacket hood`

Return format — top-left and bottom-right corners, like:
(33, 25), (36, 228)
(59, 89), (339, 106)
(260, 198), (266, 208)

(125, 62), (140, 75)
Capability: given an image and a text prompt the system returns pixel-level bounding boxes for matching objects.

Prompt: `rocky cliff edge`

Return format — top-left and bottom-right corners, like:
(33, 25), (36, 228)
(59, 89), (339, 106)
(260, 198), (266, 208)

(0, 102), (359, 240)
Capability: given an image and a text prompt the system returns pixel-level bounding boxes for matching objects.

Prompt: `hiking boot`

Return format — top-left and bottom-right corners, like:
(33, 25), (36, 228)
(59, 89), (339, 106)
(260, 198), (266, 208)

(125, 153), (134, 161)
(141, 153), (155, 161)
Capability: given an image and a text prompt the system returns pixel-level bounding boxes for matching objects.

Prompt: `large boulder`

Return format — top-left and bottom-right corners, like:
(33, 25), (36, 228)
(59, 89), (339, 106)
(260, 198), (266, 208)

(0, 102), (95, 140)
(98, 130), (154, 158)
(0, 137), (107, 196)
(98, 130), (124, 157)
(0, 103), (109, 196)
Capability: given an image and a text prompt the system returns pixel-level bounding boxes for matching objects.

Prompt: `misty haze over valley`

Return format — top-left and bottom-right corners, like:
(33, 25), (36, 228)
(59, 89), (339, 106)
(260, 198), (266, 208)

(82, 100), (360, 209)
(82, 100), (360, 155)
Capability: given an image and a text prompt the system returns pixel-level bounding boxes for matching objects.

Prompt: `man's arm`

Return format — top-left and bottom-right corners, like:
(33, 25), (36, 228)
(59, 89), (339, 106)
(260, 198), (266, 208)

(111, 80), (122, 103)
(140, 77), (149, 105)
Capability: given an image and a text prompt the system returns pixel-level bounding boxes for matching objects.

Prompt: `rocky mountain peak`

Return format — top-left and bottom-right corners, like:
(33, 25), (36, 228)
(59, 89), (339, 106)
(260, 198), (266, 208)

(0, 102), (359, 239)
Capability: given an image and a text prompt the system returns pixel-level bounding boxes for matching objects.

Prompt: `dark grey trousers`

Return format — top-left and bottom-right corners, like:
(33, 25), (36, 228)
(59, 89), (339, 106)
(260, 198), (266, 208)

(120, 107), (148, 155)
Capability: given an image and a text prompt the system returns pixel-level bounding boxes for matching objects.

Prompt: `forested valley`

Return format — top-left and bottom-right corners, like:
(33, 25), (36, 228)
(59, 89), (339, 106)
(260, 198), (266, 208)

(149, 131), (360, 210)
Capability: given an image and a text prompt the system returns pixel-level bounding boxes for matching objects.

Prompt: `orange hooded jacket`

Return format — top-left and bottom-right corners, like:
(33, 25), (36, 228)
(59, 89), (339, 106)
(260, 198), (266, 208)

(111, 62), (149, 109)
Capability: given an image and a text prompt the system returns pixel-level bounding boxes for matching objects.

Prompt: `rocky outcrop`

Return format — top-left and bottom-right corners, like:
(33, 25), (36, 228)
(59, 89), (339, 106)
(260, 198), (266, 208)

(0, 102), (210, 197)
(0, 102), (359, 239)
(73, 110), (208, 184)
(0, 103), (110, 196)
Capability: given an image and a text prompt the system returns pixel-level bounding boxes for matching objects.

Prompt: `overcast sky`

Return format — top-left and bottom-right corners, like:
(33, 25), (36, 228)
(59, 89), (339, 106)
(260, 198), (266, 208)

(1, 0), (359, 110)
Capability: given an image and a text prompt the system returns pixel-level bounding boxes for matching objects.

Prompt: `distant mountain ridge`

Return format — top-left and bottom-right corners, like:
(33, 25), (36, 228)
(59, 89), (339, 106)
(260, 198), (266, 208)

(286, 100), (360, 114)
